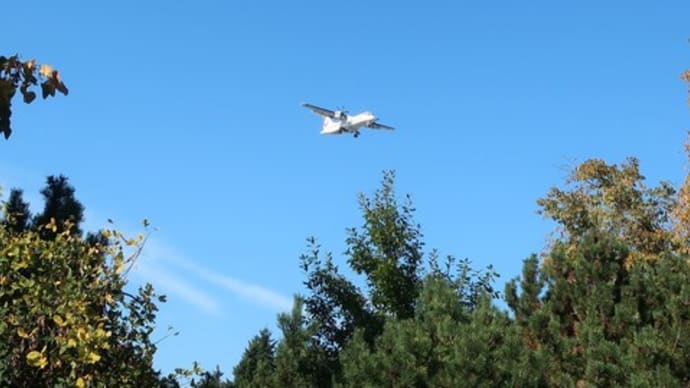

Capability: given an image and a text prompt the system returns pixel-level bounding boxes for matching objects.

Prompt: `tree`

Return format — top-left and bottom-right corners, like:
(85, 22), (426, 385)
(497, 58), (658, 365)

(222, 171), (504, 386)
(339, 266), (513, 388)
(273, 297), (331, 388)
(1, 176), (86, 239)
(32, 175), (85, 239)
(537, 157), (677, 259)
(0, 180), (170, 386)
(190, 366), (233, 388)
(2, 188), (31, 234)
(232, 329), (276, 388)
(301, 172), (429, 357)
(671, 134), (690, 254)
(506, 156), (690, 386)
(0, 55), (68, 139)
(276, 172), (498, 385)
(345, 170), (426, 320)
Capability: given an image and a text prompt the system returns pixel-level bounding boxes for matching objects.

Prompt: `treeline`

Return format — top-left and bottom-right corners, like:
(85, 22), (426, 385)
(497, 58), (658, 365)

(199, 162), (690, 387)
(2, 54), (690, 386)
(2, 158), (690, 387)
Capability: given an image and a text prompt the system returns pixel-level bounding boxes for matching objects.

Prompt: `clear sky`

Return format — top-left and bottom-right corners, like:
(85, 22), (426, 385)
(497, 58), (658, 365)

(3, 0), (689, 376)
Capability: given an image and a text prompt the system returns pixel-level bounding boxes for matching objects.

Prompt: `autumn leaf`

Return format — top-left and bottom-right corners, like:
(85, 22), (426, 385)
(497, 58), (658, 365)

(53, 315), (66, 327)
(38, 64), (53, 78)
(26, 349), (48, 369)
(87, 351), (101, 364)
(17, 327), (31, 339)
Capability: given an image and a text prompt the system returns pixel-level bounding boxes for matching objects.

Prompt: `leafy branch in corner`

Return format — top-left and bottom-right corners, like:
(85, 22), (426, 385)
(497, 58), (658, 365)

(0, 54), (69, 139)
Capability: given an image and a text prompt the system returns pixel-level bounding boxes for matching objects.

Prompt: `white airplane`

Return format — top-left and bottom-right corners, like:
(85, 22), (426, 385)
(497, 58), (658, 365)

(302, 103), (395, 138)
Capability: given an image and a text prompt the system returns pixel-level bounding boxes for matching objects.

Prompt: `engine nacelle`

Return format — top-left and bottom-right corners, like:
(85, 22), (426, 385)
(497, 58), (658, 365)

(333, 110), (345, 120)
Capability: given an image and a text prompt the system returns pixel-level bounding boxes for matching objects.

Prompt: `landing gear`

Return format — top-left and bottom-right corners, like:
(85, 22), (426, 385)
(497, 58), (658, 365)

(353, 132), (360, 138)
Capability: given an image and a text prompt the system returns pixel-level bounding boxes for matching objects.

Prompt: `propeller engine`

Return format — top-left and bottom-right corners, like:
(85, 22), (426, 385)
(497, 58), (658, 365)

(334, 106), (348, 120)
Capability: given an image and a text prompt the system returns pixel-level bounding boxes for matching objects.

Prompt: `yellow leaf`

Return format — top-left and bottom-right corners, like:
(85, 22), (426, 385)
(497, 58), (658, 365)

(39, 64), (53, 78)
(17, 327), (30, 339)
(77, 327), (87, 341)
(26, 350), (48, 368)
(76, 377), (85, 388)
(45, 217), (58, 233)
(53, 315), (66, 327)
(26, 350), (40, 363)
(87, 351), (101, 364)
(67, 338), (77, 348)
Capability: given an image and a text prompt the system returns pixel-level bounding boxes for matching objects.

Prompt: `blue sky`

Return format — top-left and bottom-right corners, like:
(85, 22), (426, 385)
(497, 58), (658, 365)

(3, 0), (689, 376)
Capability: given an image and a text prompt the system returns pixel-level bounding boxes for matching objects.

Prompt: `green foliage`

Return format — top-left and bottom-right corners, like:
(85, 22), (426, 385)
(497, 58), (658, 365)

(231, 297), (331, 388)
(0, 181), (169, 386)
(0, 55), (68, 139)
(229, 171), (500, 386)
(345, 170), (425, 319)
(300, 238), (378, 356)
(339, 277), (520, 388)
(506, 157), (690, 386)
(273, 297), (331, 388)
(507, 232), (690, 386)
(227, 159), (690, 386)
(190, 366), (233, 388)
(3, 188), (31, 233)
(232, 329), (276, 388)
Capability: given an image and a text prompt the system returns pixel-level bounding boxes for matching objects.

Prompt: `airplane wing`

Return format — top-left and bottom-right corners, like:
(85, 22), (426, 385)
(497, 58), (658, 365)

(368, 121), (395, 130)
(302, 103), (337, 118)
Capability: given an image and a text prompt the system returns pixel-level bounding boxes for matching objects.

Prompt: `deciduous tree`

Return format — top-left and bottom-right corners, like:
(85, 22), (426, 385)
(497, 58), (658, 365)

(0, 179), (170, 386)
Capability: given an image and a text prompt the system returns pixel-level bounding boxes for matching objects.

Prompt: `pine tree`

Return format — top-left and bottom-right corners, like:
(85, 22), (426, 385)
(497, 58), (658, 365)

(507, 157), (690, 386)
(273, 297), (331, 387)
(32, 175), (84, 239)
(339, 276), (519, 388)
(2, 188), (31, 233)
(190, 366), (233, 388)
(232, 329), (276, 388)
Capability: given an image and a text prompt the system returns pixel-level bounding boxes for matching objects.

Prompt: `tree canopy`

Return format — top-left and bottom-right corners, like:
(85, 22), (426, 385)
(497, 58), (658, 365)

(0, 177), (171, 387)
(228, 158), (690, 386)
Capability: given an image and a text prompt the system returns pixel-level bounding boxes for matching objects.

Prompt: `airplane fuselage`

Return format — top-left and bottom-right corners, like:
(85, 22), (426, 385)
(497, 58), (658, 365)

(321, 112), (377, 137)
(303, 103), (393, 137)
